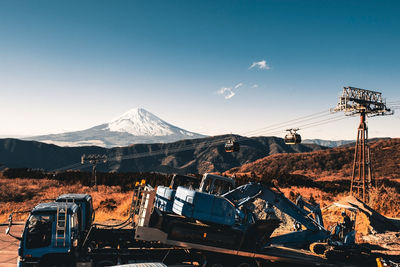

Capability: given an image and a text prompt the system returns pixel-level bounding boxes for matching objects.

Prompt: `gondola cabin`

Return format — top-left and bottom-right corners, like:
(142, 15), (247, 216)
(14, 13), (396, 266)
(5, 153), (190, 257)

(224, 139), (240, 152)
(284, 129), (302, 145)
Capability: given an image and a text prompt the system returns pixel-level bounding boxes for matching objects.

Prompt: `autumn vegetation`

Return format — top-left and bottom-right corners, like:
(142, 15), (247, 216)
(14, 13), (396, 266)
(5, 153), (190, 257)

(1, 138), (399, 224)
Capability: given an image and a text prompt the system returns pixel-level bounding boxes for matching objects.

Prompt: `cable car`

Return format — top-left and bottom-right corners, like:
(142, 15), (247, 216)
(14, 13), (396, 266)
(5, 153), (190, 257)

(225, 139), (240, 152)
(284, 128), (301, 145)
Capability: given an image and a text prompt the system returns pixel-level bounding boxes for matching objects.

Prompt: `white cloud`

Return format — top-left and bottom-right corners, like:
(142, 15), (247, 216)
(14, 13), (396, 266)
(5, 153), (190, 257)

(217, 87), (236, 99)
(218, 87), (230, 95)
(249, 60), (270, 70)
(225, 90), (235, 99)
(252, 84), (259, 88)
(234, 82), (243, 89)
(217, 83), (244, 99)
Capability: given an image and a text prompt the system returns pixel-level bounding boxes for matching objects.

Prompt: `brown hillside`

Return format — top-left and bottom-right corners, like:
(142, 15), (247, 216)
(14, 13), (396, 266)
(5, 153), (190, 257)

(225, 138), (400, 181)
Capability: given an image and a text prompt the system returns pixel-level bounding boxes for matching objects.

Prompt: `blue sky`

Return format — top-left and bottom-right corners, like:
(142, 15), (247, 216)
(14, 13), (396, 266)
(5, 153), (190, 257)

(1, 0), (399, 139)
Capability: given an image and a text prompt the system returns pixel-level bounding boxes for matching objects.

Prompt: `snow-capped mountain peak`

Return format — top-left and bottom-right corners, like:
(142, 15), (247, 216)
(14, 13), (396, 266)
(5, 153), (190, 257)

(25, 107), (205, 147)
(107, 108), (189, 136)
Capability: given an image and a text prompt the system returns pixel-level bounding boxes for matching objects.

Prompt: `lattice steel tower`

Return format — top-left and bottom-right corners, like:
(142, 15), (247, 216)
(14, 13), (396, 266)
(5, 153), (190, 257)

(81, 154), (107, 189)
(333, 87), (393, 202)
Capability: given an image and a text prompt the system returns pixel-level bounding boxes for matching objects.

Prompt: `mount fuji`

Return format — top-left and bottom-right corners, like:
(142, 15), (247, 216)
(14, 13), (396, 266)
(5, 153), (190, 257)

(26, 108), (206, 147)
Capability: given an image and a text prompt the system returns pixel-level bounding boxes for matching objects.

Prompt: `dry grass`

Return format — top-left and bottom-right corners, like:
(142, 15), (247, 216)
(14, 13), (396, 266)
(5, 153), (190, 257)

(0, 176), (133, 223)
(1, 174), (398, 245)
(368, 185), (400, 218)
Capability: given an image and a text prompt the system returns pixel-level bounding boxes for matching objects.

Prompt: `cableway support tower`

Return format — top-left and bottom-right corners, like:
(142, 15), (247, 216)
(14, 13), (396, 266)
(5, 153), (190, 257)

(81, 154), (107, 189)
(332, 86), (393, 202)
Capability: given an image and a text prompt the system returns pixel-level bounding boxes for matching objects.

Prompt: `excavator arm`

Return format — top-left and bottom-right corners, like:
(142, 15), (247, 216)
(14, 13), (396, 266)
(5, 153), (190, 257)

(223, 183), (330, 248)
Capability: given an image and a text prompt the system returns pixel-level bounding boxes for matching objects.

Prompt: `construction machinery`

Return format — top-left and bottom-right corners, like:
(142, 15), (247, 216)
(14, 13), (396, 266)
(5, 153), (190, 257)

(136, 181), (372, 266)
(155, 174), (201, 213)
(155, 173), (235, 213)
(7, 177), (376, 266)
(309, 203), (370, 260)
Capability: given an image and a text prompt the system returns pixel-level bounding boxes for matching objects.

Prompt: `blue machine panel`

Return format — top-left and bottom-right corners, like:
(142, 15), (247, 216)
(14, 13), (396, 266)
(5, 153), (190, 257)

(155, 186), (176, 212)
(173, 187), (236, 226)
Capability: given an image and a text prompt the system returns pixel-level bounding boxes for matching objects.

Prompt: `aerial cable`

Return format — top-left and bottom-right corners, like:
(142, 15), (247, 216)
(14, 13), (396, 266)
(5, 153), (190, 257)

(242, 109), (330, 136)
(43, 107), (362, 171)
(248, 115), (350, 137)
(45, 138), (228, 171)
(295, 115), (350, 130)
(51, 162), (83, 172)
(249, 113), (344, 136)
(106, 139), (228, 162)
(244, 112), (335, 137)
(257, 117), (350, 137)
(299, 116), (351, 130)
(47, 114), (351, 171)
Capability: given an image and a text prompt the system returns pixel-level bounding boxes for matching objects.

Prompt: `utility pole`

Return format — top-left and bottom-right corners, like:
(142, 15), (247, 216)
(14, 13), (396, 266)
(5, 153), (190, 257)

(81, 154), (107, 190)
(332, 87), (393, 202)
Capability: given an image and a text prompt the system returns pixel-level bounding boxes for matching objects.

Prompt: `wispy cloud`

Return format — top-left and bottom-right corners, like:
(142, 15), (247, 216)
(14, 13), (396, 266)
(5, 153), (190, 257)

(251, 84), (259, 88)
(249, 60), (270, 70)
(234, 82), (243, 89)
(218, 87), (235, 99)
(217, 82), (244, 99)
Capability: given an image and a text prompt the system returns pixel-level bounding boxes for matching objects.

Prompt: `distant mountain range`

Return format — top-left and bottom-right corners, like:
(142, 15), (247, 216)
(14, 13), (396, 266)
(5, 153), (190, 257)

(25, 108), (205, 147)
(302, 139), (353, 147)
(0, 135), (327, 174)
(303, 138), (391, 148)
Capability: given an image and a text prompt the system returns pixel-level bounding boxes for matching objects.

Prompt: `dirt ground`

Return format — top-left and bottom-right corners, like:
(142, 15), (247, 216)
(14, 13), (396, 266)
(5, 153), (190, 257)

(0, 223), (24, 267)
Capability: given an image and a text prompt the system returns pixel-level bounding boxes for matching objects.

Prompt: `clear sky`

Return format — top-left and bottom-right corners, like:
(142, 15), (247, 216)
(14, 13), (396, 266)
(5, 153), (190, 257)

(1, 0), (399, 140)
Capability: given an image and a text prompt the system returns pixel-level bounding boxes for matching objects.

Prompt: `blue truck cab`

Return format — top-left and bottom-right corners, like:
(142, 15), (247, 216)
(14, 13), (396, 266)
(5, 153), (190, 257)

(56, 193), (94, 233)
(18, 202), (81, 266)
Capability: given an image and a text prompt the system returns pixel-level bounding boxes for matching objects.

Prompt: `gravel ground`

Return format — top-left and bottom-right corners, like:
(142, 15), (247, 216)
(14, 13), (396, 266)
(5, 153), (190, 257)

(0, 223), (23, 267)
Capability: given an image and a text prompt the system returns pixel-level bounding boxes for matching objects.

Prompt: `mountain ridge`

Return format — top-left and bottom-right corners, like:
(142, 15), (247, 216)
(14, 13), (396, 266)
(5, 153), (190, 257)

(0, 135), (327, 174)
(24, 108), (205, 147)
(224, 138), (399, 181)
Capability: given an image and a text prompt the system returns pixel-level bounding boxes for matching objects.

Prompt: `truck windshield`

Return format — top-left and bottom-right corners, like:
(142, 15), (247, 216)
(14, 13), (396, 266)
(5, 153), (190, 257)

(26, 214), (53, 249)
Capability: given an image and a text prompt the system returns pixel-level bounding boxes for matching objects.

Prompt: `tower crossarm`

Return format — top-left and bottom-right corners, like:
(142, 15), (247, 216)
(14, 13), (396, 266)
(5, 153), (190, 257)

(332, 86), (394, 116)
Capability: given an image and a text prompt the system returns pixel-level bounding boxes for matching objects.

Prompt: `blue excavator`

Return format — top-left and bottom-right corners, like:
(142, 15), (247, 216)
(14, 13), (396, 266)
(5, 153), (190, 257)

(155, 173), (235, 213)
(149, 182), (330, 251)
